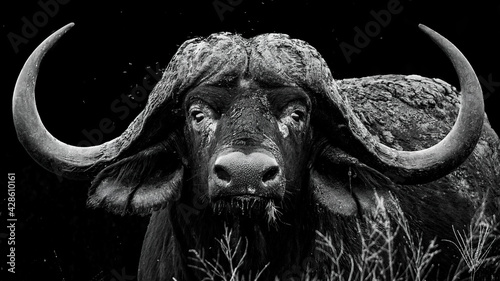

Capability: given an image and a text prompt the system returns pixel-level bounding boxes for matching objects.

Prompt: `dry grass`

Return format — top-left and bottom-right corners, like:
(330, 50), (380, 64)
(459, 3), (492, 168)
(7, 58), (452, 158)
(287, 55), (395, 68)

(445, 203), (499, 281)
(188, 195), (499, 281)
(188, 226), (269, 281)
(314, 195), (441, 281)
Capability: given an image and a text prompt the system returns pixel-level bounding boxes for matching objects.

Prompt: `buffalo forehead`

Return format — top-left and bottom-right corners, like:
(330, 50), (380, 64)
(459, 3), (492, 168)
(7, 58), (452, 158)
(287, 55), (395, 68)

(185, 81), (309, 115)
(175, 32), (326, 105)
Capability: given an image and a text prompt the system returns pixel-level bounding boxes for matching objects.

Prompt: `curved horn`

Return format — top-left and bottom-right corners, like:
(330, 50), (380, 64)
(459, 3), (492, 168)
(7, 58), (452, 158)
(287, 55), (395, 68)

(355, 24), (484, 184)
(13, 23), (125, 179)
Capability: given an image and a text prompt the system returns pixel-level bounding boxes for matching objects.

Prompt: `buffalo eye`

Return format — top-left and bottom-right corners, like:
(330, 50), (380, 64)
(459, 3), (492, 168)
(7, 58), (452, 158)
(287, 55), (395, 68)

(192, 110), (205, 123)
(291, 110), (304, 122)
(280, 102), (308, 130)
(188, 103), (217, 131)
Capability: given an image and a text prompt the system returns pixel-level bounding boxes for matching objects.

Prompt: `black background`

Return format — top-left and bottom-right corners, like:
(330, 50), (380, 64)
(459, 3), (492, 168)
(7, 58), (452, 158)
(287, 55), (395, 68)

(2, 0), (499, 280)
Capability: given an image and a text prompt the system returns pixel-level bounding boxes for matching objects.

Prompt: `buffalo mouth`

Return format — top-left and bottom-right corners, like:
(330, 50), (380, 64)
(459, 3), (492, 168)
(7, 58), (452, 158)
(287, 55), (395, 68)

(211, 195), (281, 223)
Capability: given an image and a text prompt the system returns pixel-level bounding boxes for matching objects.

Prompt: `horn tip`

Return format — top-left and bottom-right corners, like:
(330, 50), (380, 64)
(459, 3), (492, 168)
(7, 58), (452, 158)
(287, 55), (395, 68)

(62, 22), (75, 33)
(417, 23), (434, 34)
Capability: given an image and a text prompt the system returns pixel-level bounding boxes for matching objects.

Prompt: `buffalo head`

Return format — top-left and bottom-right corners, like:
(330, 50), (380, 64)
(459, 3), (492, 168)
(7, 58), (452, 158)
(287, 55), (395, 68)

(13, 23), (483, 221)
(13, 21), (493, 280)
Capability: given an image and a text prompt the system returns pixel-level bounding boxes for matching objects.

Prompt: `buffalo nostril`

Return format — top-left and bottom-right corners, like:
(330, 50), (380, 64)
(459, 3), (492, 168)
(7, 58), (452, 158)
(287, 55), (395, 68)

(214, 164), (231, 183)
(262, 166), (280, 183)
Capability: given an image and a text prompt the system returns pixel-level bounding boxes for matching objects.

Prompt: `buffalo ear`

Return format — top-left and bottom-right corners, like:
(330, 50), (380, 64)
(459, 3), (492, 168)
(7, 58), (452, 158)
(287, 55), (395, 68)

(310, 168), (358, 216)
(310, 144), (394, 216)
(87, 140), (184, 215)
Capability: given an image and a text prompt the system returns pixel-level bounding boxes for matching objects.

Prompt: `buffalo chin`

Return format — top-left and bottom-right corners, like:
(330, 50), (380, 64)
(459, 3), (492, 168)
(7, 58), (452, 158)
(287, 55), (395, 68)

(211, 195), (282, 225)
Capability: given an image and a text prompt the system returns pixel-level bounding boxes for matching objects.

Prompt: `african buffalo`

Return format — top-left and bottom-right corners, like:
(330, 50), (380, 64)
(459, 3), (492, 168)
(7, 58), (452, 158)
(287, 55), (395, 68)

(13, 23), (499, 280)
